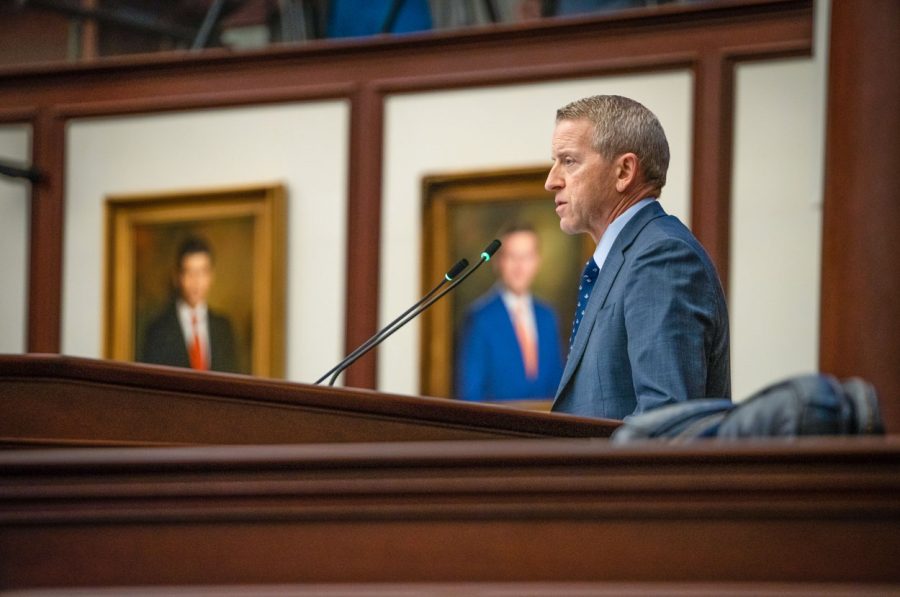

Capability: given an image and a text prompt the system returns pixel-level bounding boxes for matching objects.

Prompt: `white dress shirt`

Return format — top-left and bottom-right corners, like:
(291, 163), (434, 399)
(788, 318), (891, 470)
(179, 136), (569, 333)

(176, 299), (210, 360)
(593, 198), (657, 273)
(501, 289), (538, 343)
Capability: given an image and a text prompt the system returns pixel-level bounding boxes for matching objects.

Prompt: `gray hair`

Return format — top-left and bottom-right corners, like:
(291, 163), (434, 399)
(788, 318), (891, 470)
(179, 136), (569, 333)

(556, 95), (670, 192)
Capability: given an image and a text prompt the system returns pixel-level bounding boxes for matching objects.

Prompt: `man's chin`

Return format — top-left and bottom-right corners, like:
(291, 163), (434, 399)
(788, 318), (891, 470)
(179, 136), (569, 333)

(559, 220), (578, 236)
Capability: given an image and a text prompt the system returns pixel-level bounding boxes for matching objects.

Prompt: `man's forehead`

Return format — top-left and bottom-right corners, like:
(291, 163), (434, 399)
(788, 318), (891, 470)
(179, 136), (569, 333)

(181, 252), (212, 267)
(552, 118), (593, 145)
(500, 230), (540, 252)
(502, 229), (539, 242)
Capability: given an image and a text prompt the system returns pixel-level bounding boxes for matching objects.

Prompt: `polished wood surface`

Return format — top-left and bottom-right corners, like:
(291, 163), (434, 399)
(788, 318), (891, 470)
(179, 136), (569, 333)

(6, 583), (899, 596)
(0, 355), (617, 447)
(1, 437), (898, 589)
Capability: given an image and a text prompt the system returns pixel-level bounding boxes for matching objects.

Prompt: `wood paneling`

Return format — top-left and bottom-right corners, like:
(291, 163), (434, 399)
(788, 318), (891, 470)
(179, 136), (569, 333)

(27, 109), (65, 353)
(0, 355), (616, 447)
(1, 437), (898, 588)
(344, 85), (384, 388)
(4, 583), (893, 595)
(0, 0), (814, 388)
(0, 8), (70, 68)
(819, 0), (900, 432)
(691, 51), (735, 292)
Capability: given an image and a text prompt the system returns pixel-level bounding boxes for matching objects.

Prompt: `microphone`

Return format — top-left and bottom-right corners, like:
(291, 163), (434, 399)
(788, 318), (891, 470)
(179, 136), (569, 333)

(314, 257), (469, 385)
(319, 239), (502, 386)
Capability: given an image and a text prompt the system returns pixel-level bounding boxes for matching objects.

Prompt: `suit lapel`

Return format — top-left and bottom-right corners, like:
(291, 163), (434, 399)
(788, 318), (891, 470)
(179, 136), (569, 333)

(167, 303), (192, 368)
(553, 201), (667, 403)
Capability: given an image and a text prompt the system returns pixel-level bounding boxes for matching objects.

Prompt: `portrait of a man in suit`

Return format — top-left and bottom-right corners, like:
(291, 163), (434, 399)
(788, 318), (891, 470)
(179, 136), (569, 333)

(546, 94), (730, 419)
(139, 235), (238, 373)
(456, 223), (564, 402)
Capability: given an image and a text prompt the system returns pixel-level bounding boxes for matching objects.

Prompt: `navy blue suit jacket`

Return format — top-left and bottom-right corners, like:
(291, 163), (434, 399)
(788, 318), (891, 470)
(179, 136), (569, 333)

(456, 291), (564, 402)
(552, 201), (731, 420)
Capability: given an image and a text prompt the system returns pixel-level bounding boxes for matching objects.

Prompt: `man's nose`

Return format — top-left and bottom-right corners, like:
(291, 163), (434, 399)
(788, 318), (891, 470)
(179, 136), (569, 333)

(545, 164), (562, 191)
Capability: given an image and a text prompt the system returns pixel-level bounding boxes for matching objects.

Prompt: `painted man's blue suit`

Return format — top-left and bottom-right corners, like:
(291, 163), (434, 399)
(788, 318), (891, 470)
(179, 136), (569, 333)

(457, 292), (564, 402)
(553, 201), (731, 420)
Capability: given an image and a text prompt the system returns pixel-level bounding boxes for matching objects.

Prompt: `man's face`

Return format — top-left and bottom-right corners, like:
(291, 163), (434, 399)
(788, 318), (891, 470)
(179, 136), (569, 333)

(496, 231), (541, 296)
(545, 118), (617, 241)
(177, 252), (213, 308)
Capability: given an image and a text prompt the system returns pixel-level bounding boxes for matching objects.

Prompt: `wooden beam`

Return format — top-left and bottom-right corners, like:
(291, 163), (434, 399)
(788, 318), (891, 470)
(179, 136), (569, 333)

(26, 109), (65, 353)
(819, 0), (900, 432)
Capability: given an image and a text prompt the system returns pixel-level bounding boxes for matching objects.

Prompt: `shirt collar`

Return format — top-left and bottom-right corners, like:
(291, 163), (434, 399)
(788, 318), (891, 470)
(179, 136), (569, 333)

(499, 286), (532, 311)
(592, 198), (656, 269)
(176, 299), (208, 320)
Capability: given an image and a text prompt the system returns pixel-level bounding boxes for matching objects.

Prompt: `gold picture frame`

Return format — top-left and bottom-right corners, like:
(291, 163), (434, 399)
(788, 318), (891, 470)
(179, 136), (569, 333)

(103, 183), (286, 377)
(420, 166), (591, 400)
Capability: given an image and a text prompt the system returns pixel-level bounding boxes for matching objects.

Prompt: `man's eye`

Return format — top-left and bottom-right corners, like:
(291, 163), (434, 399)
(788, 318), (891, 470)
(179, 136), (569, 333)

(564, 157), (575, 166)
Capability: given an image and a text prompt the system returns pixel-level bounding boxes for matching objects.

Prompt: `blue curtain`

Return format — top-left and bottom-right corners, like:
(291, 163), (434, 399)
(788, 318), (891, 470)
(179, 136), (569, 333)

(327, 0), (433, 38)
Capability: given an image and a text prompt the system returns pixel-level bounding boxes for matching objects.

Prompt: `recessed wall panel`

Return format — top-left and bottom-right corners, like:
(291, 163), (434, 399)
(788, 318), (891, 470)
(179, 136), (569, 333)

(730, 58), (824, 400)
(64, 101), (349, 382)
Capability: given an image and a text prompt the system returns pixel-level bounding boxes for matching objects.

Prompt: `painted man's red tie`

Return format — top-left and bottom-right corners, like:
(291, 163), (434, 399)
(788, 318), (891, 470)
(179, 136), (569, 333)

(189, 312), (207, 370)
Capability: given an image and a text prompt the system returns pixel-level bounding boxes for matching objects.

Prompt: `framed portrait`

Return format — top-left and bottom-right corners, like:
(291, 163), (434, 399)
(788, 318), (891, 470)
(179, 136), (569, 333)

(104, 183), (286, 377)
(420, 167), (591, 401)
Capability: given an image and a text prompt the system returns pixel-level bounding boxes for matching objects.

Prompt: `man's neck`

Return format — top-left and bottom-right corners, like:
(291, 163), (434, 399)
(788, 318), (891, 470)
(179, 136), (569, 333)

(177, 298), (207, 312)
(501, 286), (531, 300)
(589, 186), (657, 243)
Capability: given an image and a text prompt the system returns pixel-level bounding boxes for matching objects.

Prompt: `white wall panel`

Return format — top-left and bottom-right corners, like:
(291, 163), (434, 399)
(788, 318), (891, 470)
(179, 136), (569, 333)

(64, 101), (349, 382)
(730, 58), (824, 400)
(380, 72), (694, 395)
(0, 124), (31, 354)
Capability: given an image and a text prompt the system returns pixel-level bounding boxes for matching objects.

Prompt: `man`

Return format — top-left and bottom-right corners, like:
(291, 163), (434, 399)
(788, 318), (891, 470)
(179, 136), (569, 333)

(140, 236), (238, 373)
(456, 223), (564, 402)
(546, 95), (730, 419)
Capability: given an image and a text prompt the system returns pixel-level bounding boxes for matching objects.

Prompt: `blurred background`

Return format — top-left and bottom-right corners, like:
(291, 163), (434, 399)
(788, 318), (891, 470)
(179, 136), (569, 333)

(0, 0), (690, 67)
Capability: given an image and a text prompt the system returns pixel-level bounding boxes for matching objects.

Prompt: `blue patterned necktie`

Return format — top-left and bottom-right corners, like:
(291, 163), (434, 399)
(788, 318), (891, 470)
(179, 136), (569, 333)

(569, 257), (601, 351)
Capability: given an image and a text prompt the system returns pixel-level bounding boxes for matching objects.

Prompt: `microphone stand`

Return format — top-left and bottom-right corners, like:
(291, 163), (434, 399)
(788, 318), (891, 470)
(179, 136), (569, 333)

(314, 258), (468, 385)
(325, 241), (500, 386)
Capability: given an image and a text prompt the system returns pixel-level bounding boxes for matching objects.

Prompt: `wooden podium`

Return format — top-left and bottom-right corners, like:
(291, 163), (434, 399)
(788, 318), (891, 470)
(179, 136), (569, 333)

(0, 355), (618, 448)
(1, 355), (899, 592)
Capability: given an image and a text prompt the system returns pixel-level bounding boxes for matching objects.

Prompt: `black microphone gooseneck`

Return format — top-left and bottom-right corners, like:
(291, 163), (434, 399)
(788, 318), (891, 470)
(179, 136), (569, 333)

(314, 258), (469, 385)
(322, 239), (502, 386)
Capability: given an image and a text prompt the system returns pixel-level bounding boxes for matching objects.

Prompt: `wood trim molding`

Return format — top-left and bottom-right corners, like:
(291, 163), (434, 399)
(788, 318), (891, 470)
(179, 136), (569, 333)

(0, 108), (37, 124)
(54, 83), (357, 119)
(1, 436), (898, 587)
(27, 109), (65, 353)
(343, 86), (385, 387)
(0, 583), (887, 595)
(372, 54), (698, 95)
(691, 50), (736, 292)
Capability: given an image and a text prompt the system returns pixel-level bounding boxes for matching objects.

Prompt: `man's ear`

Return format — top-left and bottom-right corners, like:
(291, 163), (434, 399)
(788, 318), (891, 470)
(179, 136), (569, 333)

(615, 153), (640, 192)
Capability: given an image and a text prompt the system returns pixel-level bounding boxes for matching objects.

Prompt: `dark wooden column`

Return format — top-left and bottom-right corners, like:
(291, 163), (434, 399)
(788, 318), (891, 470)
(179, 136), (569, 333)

(690, 50), (735, 293)
(27, 109), (65, 353)
(820, 0), (900, 432)
(343, 86), (384, 389)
